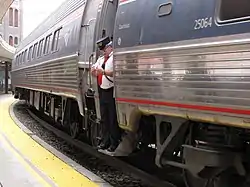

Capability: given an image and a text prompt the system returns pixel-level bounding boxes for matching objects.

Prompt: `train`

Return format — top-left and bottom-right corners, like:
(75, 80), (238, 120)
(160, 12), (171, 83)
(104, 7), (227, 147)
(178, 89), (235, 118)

(11, 0), (250, 186)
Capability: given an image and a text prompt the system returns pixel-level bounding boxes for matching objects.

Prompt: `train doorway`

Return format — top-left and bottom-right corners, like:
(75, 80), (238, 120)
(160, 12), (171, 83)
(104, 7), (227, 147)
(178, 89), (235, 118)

(95, 0), (119, 45)
(87, 0), (119, 147)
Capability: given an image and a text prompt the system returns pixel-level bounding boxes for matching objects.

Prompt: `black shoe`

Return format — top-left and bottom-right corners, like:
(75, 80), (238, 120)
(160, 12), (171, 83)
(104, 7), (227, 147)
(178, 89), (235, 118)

(107, 145), (118, 152)
(97, 143), (110, 150)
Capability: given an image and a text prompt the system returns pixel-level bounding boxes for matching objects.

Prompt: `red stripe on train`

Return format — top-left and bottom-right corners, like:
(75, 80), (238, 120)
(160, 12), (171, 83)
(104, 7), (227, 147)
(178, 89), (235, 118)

(116, 98), (250, 116)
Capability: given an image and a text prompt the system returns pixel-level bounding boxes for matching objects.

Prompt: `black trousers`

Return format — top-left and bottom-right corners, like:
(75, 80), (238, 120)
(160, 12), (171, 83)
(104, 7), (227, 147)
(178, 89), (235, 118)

(99, 87), (121, 147)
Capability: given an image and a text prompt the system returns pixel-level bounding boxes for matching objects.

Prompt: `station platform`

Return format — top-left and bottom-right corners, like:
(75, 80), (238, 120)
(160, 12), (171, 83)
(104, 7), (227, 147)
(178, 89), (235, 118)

(0, 94), (107, 187)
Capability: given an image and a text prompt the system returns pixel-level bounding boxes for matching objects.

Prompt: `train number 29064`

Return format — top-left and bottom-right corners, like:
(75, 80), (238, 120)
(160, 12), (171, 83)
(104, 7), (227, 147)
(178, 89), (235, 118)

(194, 17), (213, 30)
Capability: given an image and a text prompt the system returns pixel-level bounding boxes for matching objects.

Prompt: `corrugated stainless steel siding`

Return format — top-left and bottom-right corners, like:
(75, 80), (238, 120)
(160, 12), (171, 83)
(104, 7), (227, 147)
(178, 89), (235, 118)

(12, 58), (78, 96)
(114, 34), (250, 115)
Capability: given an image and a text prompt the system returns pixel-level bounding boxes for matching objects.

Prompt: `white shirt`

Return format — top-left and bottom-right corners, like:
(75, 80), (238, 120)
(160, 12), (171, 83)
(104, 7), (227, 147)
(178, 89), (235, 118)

(92, 52), (114, 89)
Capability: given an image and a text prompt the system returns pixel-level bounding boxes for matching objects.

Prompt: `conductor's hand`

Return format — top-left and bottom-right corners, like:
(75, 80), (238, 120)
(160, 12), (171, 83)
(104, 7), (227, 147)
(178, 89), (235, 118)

(91, 68), (97, 76)
(96, 68), (104, 75)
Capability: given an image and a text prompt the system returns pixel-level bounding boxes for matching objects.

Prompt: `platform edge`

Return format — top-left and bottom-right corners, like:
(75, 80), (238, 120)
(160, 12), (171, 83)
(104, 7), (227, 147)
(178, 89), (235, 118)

(9, 100), (112, 187)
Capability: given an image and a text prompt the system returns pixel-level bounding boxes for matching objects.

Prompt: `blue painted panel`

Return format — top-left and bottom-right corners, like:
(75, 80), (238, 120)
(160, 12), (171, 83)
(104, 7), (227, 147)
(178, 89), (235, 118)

(140, 0), (216, 44)
(113, 0), (145, 48)
(114, 0), (250, 48)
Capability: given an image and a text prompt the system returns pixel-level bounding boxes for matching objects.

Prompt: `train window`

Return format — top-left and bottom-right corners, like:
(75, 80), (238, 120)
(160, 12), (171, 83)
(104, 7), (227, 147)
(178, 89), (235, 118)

(44, 34), (52, 55)
(19, 55), (21, 65)
(15, 55), (18, 65)
(18, 54), (20, 64)
(24, 49), (28, 63)
(52, 28), (62, 52)
(17, 55), (19, 65)
(21, 52), (24, 64)
(32, 43), (38, 59)
(28, 46), (33, 61)
(37, 39), (44, 57)
(18, 54), (21, 65)
(158, 3), (172, 17)
(218, 0), (250, 23)
(16, 55), (18, 65)
(19, 54), (21, 64)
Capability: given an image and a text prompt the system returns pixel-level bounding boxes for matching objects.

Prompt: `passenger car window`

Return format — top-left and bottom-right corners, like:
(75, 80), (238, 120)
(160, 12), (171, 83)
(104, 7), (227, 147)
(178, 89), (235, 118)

(32, 43), (38, 59)
(37, 39), (44, 57)
(24, 49), (28, 62)
(218, 0), (250, 23)
(21, 52), (24, 63)
(16, 55), (18, 65)
(52, 28), (62, 52)
(44, 34), (52, 55)
(28, 46), (33, 61)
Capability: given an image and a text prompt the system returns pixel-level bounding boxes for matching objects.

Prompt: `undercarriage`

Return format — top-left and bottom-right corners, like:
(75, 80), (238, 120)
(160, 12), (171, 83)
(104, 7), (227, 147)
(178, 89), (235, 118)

(137, 114), (250, 187)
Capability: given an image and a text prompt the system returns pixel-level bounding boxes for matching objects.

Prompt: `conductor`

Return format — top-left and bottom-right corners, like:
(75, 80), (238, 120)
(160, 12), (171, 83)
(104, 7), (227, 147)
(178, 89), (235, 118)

(91, 36), (121, 152)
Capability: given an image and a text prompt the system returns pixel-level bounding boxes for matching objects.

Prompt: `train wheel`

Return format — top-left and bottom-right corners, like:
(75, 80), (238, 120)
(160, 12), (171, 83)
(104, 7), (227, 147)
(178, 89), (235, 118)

(182, 136), (216, 187)
(69, 122), (80, 139)
(183, 170), (214, 187)
(183, 167), (248, 187)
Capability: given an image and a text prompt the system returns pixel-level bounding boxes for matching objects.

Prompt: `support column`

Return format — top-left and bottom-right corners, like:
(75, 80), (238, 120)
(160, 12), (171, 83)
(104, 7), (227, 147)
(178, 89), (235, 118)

(4, 61), (8, 94)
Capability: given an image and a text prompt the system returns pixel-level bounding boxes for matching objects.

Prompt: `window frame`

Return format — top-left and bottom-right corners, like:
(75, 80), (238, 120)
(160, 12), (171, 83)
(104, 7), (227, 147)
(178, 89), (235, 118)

(52, 27), (62, 52)
(21, 51), (24, 64)
(18, 54), (21, 65)
(14, 36), (18, 46)
(32, 43), (38, 59)
(37, 39), (44, 58)
(15, 55), (18, 66)
(24, 49), (28, 63)
(9, 35), (13, 46)
(44, 34), (52, 55)
(9, 8), (13, 26)
(216, 0), (250, 24)
(14, 9), (18, 27)
(17, 54), (19, 65)
(28, 46), (33, 62)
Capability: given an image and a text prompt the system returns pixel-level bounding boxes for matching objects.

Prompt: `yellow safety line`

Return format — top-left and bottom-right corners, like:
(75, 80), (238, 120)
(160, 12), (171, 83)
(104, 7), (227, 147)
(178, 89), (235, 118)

(0, 97), (99, 187)
(0, 133), (52, 187)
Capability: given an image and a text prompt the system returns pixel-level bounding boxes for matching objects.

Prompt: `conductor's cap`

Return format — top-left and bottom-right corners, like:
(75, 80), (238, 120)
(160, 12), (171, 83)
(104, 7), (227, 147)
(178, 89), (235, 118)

(96, 36), (111, 50)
